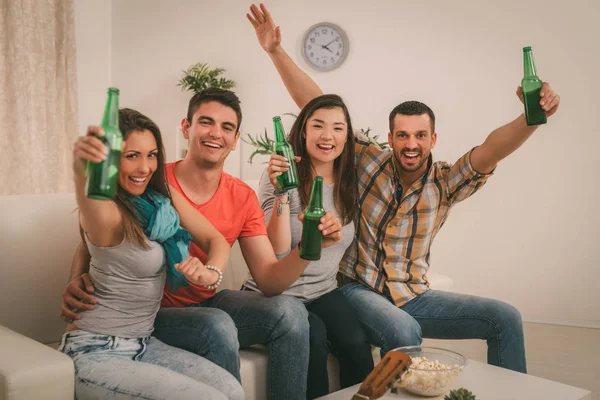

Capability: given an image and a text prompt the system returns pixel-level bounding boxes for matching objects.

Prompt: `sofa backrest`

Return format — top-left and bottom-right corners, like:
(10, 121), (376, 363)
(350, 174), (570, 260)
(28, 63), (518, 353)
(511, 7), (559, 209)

(0, 193), (79, 344)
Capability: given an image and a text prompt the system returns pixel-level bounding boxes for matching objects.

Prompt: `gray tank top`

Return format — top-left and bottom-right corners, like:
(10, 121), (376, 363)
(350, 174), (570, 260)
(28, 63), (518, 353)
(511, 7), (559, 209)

(76, 233), (166, 338)
(244, 171), (355, 301)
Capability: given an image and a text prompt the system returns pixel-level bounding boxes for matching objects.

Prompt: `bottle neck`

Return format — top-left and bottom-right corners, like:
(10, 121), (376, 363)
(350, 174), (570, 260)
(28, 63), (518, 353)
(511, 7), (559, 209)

(102, 90), (119, 128)
(273, 117), (286, 143)
(523, 51), (538, 78)
(307, 177), (324, 210)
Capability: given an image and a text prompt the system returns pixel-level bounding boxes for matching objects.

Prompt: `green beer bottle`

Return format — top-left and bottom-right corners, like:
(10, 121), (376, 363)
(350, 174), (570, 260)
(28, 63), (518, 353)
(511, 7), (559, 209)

(521, 46), (547, 126)
(299, 176), (326, 261)
(86, 88), (123, 200)
(273, 116), (299, 190)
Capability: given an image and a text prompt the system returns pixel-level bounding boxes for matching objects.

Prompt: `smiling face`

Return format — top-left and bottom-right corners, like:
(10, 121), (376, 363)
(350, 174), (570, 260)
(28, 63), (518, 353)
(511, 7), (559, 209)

(118, 129), (158, 196)
(388, 113), (437, 175)
(182, 100), (240, 168)
(303, 107), (348, 167)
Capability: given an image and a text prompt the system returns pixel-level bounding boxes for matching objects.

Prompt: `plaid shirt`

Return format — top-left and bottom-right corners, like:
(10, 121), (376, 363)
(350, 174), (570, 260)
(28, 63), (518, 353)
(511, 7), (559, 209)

(340, 134), (492, 306)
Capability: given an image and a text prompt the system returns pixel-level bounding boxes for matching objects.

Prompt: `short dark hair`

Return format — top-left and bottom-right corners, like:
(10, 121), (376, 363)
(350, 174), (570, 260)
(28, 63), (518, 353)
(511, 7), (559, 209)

(388, 101), (435, 134)
(186, 88), (242, 132)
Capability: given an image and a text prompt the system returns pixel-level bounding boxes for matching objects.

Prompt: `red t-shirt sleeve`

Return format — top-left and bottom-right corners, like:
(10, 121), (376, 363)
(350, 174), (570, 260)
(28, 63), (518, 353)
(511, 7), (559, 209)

(240, 189), (267, 238)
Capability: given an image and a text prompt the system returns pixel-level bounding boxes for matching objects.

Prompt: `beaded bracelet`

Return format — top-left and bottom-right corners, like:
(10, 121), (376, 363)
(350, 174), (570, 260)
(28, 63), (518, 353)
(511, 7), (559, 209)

(203, 265), (223, 290)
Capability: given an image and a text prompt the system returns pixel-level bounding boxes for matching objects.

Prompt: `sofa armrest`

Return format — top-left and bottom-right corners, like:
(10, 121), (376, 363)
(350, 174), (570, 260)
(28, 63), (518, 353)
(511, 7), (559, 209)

(0, 325), (74, 400)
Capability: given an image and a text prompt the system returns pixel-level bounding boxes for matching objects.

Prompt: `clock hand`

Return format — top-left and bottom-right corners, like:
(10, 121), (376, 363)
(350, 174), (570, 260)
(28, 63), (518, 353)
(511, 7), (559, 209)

(323, 39), (336, 47)
(321, 44), (333, 53)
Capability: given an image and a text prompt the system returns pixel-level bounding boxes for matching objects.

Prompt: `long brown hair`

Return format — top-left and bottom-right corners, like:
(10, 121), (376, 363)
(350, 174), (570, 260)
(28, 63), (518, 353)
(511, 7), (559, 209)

(288, 94), (358, 225)
(115, 108), (170, 248)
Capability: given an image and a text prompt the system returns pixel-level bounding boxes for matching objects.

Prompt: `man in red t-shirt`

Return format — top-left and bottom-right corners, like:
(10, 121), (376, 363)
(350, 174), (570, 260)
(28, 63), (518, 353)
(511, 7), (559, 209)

(60, 88), (342, 400)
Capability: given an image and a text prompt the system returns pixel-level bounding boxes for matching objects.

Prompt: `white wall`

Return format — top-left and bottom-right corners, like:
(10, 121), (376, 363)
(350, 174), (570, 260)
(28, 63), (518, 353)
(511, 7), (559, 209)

(74, 0), (112, 134)
(75, 0), (600, 328)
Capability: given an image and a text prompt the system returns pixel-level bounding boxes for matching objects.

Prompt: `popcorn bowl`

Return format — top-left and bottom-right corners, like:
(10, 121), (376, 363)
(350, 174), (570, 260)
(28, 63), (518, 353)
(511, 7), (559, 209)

(391, 346), (466, 397)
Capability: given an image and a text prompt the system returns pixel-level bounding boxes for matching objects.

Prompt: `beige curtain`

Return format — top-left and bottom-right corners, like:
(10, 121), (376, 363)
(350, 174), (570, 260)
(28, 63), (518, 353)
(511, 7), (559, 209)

(0, 0), (78, 195)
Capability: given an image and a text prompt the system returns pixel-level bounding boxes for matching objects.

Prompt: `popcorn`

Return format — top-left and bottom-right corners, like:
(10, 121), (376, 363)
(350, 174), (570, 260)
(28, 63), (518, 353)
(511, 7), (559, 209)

(393, 356), (463, 397)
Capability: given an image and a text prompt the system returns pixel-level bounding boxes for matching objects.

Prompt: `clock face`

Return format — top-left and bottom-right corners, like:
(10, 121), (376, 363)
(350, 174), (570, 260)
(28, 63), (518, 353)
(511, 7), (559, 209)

(302, 23), (348, 71)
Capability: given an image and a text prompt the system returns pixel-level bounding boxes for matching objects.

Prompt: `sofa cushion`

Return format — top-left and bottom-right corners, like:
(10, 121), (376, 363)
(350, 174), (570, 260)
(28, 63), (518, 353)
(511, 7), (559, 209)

(239, 345), (343, 400)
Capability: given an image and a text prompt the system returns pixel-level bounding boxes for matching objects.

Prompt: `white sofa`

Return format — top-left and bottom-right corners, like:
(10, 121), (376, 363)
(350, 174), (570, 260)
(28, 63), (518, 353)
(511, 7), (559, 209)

(0, 182), (455, 400)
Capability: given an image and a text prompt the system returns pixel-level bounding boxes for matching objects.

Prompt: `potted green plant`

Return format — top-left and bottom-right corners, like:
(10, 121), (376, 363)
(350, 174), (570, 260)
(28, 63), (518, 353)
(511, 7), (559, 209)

(241, 128), (276, 164)
(444, 388), (477, 400)
(177, 62), (236, 93)
(241, 113), (296, 164)
(358, 127), (388, 148)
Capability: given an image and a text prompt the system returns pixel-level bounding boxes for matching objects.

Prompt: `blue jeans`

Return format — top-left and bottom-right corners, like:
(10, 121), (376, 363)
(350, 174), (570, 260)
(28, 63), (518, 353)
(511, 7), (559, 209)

(304, 288), (374, 399)
(340, 282), (527, 373)
(59, 330), (244, 400)
(153, 289), (310, 400)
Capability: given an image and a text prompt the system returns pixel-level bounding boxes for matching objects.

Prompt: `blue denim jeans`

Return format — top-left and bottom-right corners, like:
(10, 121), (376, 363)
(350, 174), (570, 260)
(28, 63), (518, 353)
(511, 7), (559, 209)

(59, 330), (244, 400)
(340, 283), (527, 373)
(153, 289), (310, 400)
(304, 288), (374, 399)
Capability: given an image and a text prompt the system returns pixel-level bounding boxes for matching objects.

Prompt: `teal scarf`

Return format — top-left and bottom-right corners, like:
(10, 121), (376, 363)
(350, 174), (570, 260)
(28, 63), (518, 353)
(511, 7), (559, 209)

(133, 189), (191, 292)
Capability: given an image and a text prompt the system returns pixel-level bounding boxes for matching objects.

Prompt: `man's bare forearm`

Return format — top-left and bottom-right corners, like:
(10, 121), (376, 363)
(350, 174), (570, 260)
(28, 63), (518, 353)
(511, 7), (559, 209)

(240, 235), (309, 296)
(69, 241), (91, 281)
(471, 114), (538, 174)
(254, 247), (310, 297)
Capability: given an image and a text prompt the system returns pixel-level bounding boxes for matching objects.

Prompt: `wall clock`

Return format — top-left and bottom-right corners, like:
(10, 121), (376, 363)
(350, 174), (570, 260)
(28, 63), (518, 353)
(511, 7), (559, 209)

(302, 22), (349, 71)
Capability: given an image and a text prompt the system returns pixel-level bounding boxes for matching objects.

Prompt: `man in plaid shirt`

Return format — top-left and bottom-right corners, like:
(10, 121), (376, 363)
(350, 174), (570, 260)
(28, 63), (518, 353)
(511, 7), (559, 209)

(249, 3), (560, 373)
